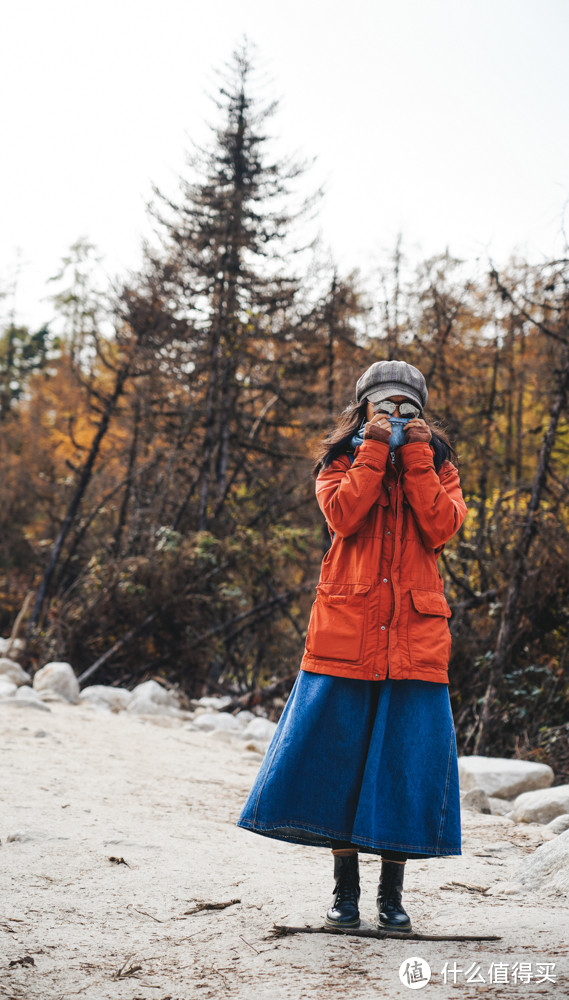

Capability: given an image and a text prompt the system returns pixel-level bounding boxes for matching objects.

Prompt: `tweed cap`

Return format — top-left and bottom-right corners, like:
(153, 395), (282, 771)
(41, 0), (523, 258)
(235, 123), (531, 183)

(355, 360), (428, 410)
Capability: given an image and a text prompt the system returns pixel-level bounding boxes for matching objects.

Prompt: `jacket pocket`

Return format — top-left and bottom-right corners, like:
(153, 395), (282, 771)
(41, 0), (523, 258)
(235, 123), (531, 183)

(305, 582), (371, 663)
(407, 588), (452, 668)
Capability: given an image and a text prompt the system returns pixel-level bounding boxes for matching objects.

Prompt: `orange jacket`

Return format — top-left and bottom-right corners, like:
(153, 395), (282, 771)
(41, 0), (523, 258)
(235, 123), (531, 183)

(300, 438), (468, 684)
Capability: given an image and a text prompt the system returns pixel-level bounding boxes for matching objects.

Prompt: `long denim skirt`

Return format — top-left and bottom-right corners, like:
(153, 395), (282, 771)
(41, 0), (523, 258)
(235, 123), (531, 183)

(236, 669), (461, 857)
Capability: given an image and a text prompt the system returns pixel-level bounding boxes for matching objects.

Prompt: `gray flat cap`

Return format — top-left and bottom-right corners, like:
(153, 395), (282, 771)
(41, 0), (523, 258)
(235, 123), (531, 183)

(355, 360), (428, 410)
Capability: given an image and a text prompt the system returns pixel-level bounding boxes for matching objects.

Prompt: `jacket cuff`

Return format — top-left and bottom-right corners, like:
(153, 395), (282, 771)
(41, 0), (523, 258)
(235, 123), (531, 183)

(354, 438), (390, 464)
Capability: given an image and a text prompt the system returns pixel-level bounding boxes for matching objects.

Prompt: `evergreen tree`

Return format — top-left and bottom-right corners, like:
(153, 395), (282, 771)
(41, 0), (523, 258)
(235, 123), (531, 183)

(0, 322), (58, 421)
(145, 39), (323, 535)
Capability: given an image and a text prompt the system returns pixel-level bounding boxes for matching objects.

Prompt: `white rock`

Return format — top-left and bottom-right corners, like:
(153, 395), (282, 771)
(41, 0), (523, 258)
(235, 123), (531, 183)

(2, 686), (51, 712)
(33, 662), (80, 704)
(193, 712), (242, 733)
(126, 696), (169, 716)
(126, 680), (180, 716)
(0, 680), (17, 698)
(0, 638), (25, 656)
(234, 710), (257, 726)
(546, 813), (569, 835)
(128, 698), (185, 717)
(194, 695), (233, 710)
(488, 797), (514, 818)
(192, 706), (215, 719)
(0, 657), (31, 687)
(80, 685), (131, 712)
(241, 718), (278, 743)
(458, 755), (554, 799)
(515, 828), (569, 893)
(512, 784), (569, 824)
(460, 788), (491, 814)
(6, 831), (35, 843)
(17, 684), (46, 700)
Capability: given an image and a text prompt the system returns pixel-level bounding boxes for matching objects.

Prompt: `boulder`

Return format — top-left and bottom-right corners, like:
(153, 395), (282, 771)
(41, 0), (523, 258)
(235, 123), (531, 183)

(33, 662), (80, 704)
(458, 755), (554, 799)
(16, 685), (46, 702)
(512, 784), (569, 825)
(193, 712), (242, 733)
(515, 828), (569, 894)
(234, 710), (258, 727)
(488, 796), (514, 818)
(546, 813), (569, 835)
(233, 708), (259, 729)
(460, 787), (492, 814)
(241, 718), (278, 743)
(3, 686), (51, 712)
(0, 680), (17, 698)
(126, 680), (180, 716)
(0, 657), (31, 687)
(79, 685), (131, 712)
(0, 638), (25, 657)
(6, 831), (36, 843)
(193, 695), (233, 711)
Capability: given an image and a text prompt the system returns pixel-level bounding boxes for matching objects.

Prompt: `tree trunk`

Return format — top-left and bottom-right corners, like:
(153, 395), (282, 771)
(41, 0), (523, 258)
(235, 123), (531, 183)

(474, 341), (499, 593)
(474, 344), (569, 753)
(28, 365), (129, 629)
(113, 393), (141, 556)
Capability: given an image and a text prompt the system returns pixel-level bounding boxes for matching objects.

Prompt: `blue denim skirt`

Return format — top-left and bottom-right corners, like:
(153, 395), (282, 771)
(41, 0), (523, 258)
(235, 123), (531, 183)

(237, 669), (461, 857)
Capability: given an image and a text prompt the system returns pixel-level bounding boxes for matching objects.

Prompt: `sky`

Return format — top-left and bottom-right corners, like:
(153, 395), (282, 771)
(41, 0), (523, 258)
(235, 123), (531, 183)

(1, 0), (569, 330)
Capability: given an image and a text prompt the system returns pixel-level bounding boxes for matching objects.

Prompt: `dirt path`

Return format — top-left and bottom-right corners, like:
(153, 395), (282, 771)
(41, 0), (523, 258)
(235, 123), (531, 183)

(1, 702), (566, 999)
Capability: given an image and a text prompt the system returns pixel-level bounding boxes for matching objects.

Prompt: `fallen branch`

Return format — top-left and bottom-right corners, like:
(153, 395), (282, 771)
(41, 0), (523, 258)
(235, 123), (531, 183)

(183, 898), (241, 915)
(440, 880), (491, 894)
(127, 904), (163, 923)
(239, 934), (260, 954)
(270, 924), (502, 942)
(113, 955), (143, 979)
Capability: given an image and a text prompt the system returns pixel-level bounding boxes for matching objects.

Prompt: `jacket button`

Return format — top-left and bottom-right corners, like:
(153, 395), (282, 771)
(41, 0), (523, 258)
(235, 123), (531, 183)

(386, 530), (391, 535)
(383, 578), (388, 583)
(374, 673), (379, 678)
(388, 486), (392, 490)
(381, 625), (386, 631)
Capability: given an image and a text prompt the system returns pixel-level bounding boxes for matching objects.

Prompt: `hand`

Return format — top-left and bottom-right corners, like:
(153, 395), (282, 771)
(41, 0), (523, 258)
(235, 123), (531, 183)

(404, 418), (432, 444)
(363, 413), (391, 444)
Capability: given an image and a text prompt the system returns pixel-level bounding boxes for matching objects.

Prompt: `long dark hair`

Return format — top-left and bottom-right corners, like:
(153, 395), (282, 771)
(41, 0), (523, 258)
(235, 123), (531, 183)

(312, 400), (458, 478)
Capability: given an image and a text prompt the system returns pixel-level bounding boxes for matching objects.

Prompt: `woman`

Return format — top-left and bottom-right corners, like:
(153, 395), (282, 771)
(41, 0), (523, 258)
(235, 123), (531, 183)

(237, 360), (468, 932)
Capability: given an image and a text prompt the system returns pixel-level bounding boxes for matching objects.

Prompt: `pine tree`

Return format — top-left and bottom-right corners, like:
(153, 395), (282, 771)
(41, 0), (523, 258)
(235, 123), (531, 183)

(145, 39), (323, 535)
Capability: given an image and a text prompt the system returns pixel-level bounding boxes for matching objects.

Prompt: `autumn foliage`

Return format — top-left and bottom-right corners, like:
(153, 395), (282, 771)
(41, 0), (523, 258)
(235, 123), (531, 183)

(1, 45), (569, 772)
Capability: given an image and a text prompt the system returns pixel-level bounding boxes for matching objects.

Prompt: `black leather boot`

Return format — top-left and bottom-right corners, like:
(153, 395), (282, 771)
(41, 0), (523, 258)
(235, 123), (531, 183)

(325, 852), (361, 928)
(377, 859), (412, 932)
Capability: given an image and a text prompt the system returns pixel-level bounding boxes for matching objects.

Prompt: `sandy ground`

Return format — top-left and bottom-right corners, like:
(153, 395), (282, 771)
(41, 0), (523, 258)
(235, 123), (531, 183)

(1, 701), (568, 1000)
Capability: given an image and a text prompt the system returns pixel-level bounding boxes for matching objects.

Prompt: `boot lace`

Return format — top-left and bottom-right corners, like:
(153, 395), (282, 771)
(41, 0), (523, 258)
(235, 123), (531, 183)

(335, 871), (359, 906)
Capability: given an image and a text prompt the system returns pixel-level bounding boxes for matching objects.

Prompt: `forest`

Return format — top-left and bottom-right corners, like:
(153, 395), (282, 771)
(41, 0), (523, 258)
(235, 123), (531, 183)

(1, 46), (569, 774)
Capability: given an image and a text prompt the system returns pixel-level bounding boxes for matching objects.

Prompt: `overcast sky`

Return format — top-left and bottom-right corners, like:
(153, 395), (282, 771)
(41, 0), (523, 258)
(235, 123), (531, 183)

(1, 0), (568, 330)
